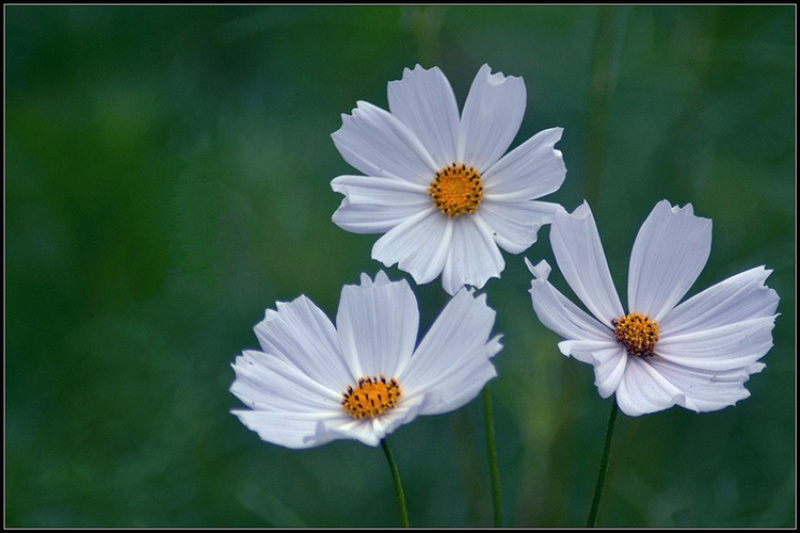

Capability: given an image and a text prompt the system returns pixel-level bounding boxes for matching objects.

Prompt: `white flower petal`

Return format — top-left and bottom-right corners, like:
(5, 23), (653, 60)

(441, 216), (504, 294)
(478, 199), (561, 254)
(254, 296), (353, 391)
(336, 274), (419, 379)
(458, 64), (527, 171)
(656, 316), (775, 371)
(374, 395), (426, 437)
(646, 359), (763, 412)
(484, 127), (567, 200)
(591, 346), (628, 398)
(323, 394), (425, 446)
(332, 101), (437, 184)
(415, 356), (498, 416)
(362, 270), (392, 287)
(660, 266), (779, 336)
(549, 203), (625, 324)
(231, 351), (341, 412)
(558, 339), (619, 364)
(401, 289), (501, 396)
(615, 357), (690, 416)
(388, 65), (460, 167)
(627, 201), (712, 321)
(326, 418), (382, 447)
(526, 259), (615, 360)
(330, 175), (430, 234)
(231, 410), (343, 450)
(372, 207), (452, 286)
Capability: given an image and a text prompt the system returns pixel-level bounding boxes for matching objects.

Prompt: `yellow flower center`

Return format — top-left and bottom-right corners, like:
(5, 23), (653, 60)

(428, 162), (484, 217)
(341, 375), (402, 420)
(612, 312), (660, 358)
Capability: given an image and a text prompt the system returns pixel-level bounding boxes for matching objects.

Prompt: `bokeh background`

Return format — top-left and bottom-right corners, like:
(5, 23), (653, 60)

(6, 5), (795, 528)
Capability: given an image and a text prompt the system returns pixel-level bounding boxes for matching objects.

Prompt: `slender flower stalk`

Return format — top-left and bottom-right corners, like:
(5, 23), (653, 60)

(381, 438), (409, 528)
(586, 401), (619, 527)
(483, 386), (502, 527)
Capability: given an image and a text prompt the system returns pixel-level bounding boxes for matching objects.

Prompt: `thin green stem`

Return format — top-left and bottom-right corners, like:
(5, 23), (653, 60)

(381, 438), (409, 528)
(484, 385), (502, 528)
(585, 6), (629, 208)
(587, 400), (619, 527)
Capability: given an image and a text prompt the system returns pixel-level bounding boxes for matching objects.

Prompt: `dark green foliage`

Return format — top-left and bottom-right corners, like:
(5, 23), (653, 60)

(6, 5), (795, 527)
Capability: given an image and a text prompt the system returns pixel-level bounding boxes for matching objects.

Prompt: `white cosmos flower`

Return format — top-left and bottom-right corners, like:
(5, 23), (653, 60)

(230, 271), (502, 448)
(331, 64), (566, 295)
(527, 200), (779, 416)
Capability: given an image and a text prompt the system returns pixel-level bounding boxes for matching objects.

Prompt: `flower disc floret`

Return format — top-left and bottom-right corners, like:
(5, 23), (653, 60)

(612, 313), (659, 358)
(342, 375), (402, 419)
(428, 163), (484, 217)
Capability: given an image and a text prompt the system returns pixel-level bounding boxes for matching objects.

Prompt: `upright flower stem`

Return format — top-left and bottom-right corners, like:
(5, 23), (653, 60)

(585, 6), (629, 208)
(381, 438), (409, 528)
(484, 385), (502, 528)
(587, 400), (619, 527)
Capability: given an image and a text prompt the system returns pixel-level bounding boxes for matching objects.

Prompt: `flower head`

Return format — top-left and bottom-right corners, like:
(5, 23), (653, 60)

(331, 64), (566, 295)
(231, 271), (502, 448)
(527, 200), (779, 416)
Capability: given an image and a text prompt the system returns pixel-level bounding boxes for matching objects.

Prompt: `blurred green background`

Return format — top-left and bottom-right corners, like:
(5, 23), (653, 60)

(6, 5), (795, 528)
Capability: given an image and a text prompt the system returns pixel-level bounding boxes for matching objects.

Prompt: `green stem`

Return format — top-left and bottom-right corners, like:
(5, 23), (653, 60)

(381, 438), (409, 528)
(484, 385), (502, 527)
(587, 400), (619, 527)
(585, 6), (629, 208)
